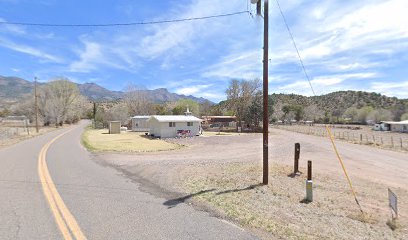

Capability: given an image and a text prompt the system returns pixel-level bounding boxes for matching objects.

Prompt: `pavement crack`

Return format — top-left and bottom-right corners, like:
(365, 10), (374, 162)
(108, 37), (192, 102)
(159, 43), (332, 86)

(10, 206), (22, 239)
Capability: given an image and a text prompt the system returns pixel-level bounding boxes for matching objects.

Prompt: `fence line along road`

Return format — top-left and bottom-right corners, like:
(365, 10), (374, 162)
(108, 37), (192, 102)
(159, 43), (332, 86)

(271, 124), (408, 152)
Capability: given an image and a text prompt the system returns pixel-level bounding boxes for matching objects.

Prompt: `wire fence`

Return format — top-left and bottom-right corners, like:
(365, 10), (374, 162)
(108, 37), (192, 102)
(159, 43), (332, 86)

(0, 125), (33, 140)
(272, 124), (408, 151)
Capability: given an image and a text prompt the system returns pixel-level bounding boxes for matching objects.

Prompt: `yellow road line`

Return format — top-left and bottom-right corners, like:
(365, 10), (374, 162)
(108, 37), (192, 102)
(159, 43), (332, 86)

(38, 128), (87, 240)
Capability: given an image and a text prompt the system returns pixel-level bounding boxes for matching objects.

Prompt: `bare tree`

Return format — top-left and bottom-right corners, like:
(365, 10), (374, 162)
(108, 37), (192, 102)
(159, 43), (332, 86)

(124, 84), (155, 116)
(303, 104), (324, 122)
(38, 78), (82, 126)
(367, 108), (393, 123)
(226, 79), (261, 128)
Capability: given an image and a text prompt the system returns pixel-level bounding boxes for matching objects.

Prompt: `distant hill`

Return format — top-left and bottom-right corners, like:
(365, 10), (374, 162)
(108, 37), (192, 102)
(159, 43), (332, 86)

(77, 82), (122, 101)
(271, 91), (408, 121)
(0, 76), (34, 99)
(0, 76), (211, 109)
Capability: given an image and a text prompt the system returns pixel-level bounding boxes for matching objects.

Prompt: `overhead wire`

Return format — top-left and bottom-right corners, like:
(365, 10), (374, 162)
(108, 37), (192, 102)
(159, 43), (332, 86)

(0, 11), (249, 27)
(274, 0), (364, 214)
(274, 0), (316, 96)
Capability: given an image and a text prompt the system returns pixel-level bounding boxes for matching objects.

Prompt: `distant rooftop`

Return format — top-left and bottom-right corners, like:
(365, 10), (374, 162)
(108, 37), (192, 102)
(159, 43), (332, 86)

(4, 115), (27, 121)
(132, 116), (151, 119)
(149, 115), (202, 123)
(381, 120), (408, 125)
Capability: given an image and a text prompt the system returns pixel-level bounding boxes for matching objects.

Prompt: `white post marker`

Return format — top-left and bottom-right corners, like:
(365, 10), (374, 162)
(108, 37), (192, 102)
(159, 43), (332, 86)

(388, 188), (398, 219)
(306, 160), (313, 202)
(306, 180), (313, 202)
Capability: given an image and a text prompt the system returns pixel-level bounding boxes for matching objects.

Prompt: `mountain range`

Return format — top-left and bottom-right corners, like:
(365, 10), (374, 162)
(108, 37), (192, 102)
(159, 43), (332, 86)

(0, 76), (210, 109)
(2, 75), (408, 120)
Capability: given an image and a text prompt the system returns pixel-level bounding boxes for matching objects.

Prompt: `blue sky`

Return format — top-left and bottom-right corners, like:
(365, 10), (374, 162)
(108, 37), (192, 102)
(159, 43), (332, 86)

(0, 0), (408, 102)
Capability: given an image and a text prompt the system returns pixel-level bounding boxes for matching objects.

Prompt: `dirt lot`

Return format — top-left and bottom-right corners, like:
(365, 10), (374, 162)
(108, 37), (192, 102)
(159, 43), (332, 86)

(93, 127), (408, 239)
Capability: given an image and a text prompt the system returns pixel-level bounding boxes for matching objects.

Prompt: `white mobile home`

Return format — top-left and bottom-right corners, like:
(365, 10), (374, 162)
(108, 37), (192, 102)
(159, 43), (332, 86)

(148, 115), (202, 138)
(131, 116), (150, 132)
(374, 120), (408, 133)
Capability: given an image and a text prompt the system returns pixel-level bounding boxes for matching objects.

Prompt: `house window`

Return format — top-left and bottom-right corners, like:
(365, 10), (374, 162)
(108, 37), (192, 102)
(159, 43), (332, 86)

(169, 122), (176, 127)
(187, 122), (193, 126)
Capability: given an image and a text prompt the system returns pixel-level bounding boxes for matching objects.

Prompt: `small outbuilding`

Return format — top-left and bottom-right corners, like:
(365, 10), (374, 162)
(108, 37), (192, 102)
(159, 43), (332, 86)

(131, 116), (150, 132)
(109, 121), (121, 134)
(148, 115), (202, 138)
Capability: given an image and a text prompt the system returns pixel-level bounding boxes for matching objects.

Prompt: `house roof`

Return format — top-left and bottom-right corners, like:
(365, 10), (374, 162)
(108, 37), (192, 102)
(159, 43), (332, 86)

(148, 115), (202, 123)
(132, 115), (151, 119)
(4, 115), (27, 121)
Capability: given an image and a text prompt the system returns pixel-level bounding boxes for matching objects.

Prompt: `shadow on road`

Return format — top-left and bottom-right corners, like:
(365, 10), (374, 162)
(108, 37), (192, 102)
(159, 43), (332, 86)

(215, 184), (263, 195)
(163, 189), (216, 209)
(163, 184), (263, 209)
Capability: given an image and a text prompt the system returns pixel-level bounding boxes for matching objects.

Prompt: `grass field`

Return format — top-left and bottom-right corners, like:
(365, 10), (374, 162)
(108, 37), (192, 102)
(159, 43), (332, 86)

(82, 128), (182, 153)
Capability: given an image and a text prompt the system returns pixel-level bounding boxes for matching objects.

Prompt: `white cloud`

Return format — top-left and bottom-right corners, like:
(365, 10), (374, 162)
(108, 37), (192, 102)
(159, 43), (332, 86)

(136, 0), (245, 61)
(69, 40), (103, 72)
(368, 81), (408, 99)
(277, 72), (378, 95)
(175, 85), (210, 96)
(202, 50), (262, 80)
(69, 39), (132, 73)
(0, 37), (62, 62)
(0, 18), (26, 35)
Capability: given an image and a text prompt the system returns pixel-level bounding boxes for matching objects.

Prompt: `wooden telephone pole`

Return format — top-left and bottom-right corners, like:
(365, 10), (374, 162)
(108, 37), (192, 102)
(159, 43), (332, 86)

(252, 0), (269, 185)
(262, 0), (269, 185)
(34, 77), (39, 133)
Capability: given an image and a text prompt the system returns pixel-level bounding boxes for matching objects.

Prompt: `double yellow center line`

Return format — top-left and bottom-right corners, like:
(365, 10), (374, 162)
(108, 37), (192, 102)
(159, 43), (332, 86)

(38, 128), (87, 240)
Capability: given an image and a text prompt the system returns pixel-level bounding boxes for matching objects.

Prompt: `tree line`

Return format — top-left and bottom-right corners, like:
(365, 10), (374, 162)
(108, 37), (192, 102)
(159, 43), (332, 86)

(272, 104), (408, 124)
(12, 78), (90, 126)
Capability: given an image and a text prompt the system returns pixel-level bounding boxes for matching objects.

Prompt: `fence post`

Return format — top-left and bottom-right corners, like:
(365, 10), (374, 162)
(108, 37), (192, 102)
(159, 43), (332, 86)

(294, 143), (300, 174)
(306, 161), (313, 202)
(400, 138), (403, 149)
(360, 134), (363, 144)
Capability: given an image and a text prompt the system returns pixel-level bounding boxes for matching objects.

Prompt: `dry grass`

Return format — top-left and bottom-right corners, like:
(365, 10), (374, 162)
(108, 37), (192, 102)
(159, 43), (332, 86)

(0, 126), (58, 149)
(82, 128), (182, 153)
(181, 163), (408, 240)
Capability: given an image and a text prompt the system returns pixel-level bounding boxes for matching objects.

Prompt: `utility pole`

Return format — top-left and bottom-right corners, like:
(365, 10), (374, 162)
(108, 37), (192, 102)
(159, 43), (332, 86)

(93, 102), (97, 128)
(34, 77), (39, 133)
(262, 0), (269, 185)
(251, 0), (269, 185)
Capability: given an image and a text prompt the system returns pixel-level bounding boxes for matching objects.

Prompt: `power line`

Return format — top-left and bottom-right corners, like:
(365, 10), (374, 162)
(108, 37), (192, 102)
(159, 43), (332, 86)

(274, 0), (364, 214)
(274, 0), (316, 96)
(0, 11), (249, 27)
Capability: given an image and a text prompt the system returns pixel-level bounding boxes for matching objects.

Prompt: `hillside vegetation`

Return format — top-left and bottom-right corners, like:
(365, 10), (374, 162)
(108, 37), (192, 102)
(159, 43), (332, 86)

(271, 91), (408, 123)
(210, 90), (408, 124)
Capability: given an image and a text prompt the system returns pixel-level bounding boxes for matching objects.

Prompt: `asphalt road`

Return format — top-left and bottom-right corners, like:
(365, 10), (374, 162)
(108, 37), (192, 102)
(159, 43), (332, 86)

(0, 121), (258, 240)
